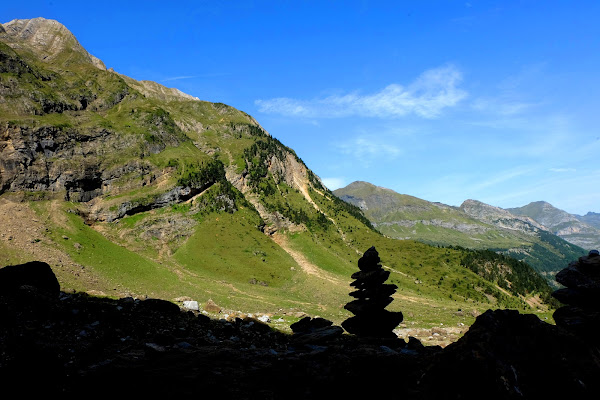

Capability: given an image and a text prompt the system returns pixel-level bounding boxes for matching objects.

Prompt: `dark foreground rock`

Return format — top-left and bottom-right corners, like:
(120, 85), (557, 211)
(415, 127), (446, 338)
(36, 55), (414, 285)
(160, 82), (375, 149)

(1, 262), (600, 399)
(552, 250), (600, 339)
(419, 309), (600, 399)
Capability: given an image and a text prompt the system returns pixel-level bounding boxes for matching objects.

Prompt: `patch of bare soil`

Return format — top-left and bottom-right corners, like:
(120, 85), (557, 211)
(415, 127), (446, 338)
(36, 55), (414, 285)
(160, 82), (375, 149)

(0, 198), (109, 292)
(271, 232), (345, 285)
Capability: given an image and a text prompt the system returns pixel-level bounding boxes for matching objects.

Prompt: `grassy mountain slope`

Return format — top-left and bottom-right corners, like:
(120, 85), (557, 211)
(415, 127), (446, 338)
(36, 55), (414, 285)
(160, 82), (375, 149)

(334, 181), (586, 280)
(0, 18), (558, 336)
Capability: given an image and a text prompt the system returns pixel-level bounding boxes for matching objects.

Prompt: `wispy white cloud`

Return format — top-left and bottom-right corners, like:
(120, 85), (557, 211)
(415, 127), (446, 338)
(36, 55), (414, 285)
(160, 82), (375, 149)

(162, 75), (199, 82)
(470, 63), (548, 116)
(255, 65), (467, 119)
(470, 166), (535, 192)
(162, 72), (231, 82)
(337, 136), (402, 163)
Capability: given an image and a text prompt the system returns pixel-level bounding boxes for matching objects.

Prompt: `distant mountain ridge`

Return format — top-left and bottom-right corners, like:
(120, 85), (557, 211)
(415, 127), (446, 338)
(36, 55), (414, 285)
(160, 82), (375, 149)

(334, 181), (588, 278)
(579, 212), (600, 229)
(508, 201), (600, 250)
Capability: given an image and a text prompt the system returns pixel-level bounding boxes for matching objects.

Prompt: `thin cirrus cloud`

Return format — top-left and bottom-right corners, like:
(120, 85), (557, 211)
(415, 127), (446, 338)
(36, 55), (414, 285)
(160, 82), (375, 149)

(162, 72), (232, 82)
(255, 65), (467, 119)
(162, 75), (199, 82)
(336, 136), (402, 164)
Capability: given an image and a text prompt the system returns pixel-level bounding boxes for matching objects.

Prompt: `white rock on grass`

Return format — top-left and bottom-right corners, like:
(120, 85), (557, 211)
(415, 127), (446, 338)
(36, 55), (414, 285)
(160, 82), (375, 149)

(182, 300), (199, 311)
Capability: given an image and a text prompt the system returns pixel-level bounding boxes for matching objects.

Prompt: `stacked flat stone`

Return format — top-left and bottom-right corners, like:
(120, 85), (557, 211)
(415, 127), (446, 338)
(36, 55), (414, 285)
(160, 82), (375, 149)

(341, 246), (403, 338)
(552, 250), (600, 339)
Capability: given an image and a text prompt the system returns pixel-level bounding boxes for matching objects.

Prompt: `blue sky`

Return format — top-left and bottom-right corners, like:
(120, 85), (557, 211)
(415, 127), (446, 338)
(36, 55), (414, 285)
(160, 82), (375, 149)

(3, 1), (600, 215)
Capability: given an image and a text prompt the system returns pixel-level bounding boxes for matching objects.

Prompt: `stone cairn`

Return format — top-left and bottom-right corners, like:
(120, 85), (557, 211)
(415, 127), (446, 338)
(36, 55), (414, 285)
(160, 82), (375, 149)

(341, 246), (403, 338)
(552, 249), (600, 340)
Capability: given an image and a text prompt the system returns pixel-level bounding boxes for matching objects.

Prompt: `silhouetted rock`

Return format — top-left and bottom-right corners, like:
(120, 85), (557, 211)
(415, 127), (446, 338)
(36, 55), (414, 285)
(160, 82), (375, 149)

(0, 261), (60, 295)
(552, 250), (600, 340)
(136, 298), (181, 315)
(419, 309), (600, 399)
(2, 258), (600, 399)
(341, 247), (403, 338)
(291, 316), (333, 333)
(290, 316), (343, 343)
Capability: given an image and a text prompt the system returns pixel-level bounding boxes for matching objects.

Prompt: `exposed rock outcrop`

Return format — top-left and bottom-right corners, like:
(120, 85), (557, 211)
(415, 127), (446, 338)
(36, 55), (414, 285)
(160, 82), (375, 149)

(461, 199), (547, 234)
(1, 17), (106, 70)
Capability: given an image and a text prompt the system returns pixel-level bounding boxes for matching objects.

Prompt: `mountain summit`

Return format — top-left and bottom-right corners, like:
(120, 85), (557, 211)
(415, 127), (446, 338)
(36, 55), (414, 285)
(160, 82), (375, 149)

(1, 17), (106, 69)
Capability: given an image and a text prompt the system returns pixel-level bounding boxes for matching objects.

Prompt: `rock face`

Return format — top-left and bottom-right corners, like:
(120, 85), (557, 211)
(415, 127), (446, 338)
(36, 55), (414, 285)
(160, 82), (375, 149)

(1, 17), (106, 70)
(552, 250), (600, 339)
(460, 199), (546, 234)
(341, 247), (403, 338)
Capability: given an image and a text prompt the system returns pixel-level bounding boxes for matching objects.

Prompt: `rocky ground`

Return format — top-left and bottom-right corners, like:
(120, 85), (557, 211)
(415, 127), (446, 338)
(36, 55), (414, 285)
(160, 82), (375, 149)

(2, 261), (600, 399)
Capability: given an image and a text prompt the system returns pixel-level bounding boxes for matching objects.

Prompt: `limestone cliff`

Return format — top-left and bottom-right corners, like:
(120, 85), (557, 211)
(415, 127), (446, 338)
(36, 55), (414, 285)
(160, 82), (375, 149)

(1, 17), (106, 70)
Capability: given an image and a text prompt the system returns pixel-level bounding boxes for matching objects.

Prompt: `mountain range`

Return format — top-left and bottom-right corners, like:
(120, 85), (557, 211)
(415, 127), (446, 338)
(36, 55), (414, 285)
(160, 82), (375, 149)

(508, 201), (600, 250)
(0, 18), (577, 334)
(334, 181), (594, 278)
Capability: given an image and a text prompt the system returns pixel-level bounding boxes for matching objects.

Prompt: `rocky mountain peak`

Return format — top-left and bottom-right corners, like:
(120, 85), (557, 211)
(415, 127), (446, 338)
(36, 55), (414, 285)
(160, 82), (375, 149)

(460, 199), (547, 233)
(1, 17), (106, 70)
(460, 199), (509, 219)
(509, 202), (600, 250)
(509, 201), (579, 227)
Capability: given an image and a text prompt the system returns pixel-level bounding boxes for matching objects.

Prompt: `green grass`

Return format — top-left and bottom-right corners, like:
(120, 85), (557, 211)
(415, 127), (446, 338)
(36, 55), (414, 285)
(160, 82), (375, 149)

(33, 202), (181, 298)
(174, 209), (297, 288)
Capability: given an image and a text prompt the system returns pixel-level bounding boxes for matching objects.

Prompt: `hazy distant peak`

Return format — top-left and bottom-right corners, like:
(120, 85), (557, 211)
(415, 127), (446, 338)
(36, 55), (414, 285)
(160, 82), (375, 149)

(346, 181), (376, 189)
(461, 199), (548, 232)
(344, 181), (398, 194)
(508, 201), (579, 226)
(1, 17), (106, 70)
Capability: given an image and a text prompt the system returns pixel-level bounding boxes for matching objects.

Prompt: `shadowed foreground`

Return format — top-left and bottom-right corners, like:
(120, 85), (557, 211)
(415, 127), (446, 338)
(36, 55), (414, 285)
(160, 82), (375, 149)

(1, 261), (599, 399)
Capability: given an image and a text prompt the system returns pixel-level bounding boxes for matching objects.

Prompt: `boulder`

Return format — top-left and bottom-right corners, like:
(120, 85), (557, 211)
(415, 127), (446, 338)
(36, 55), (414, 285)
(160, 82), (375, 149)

(182, 300), (199, 311)
(204, 299), (221, 313)
(0, 261), (60, 295)
(290, 316), (333, 334)
(419, 309), (600, 399)
(291, 326), (344, 344)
